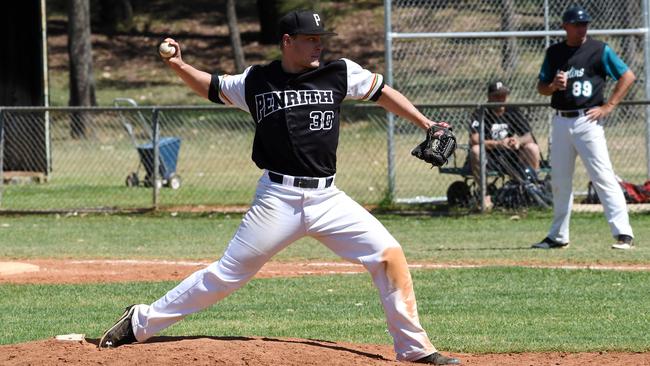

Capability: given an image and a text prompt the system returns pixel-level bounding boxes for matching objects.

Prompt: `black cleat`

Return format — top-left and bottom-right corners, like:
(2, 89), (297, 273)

(414, 352), (461, 365)
(531, 237), (569, 249)
(98, 305), (137, 349)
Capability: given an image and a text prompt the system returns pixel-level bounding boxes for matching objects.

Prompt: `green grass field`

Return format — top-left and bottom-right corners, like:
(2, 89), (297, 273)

(2, 268), (649, 351)
(1, 212), (649, 351)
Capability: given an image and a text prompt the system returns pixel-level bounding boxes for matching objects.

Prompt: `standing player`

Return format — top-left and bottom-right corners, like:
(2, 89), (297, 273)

(532, 5), (636, 250)
(98, 10), (460, 365)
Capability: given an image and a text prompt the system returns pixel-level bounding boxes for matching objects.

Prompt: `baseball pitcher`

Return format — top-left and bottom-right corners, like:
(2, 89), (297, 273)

(98, 9), (459, 365)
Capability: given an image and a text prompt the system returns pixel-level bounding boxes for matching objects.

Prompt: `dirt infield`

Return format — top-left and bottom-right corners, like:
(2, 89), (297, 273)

(4, 259), (650, 284)
(2, 259), (650, 365)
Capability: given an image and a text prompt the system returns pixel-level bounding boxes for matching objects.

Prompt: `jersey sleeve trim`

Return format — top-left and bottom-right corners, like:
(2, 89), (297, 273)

(362, 73), (385, 101)
(218, 76), (235, 105)
(208, 74), (225, 105)
(341, 58), (384, 101)
(538, 52), (553, 83)
(207, 67), (252, 113)
(602, 44), (629, 80)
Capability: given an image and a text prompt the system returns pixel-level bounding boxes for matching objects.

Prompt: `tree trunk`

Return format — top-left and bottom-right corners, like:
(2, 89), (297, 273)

(67, 0), (96, 139)
(500, 0), (517, 73)
(98, 0), (133, 33)
(227, 0), (246, 72)
(0, 0), (48, 175)
(257, 0), (280, 45)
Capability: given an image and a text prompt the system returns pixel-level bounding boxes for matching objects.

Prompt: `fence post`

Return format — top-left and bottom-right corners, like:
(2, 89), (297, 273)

(384, 0), (396, 202)
(152, 108), (160, 209)
(478, 106), (487, 212)
(643, 0), (650, 179)
(0, 109), (4, 207)
(386, 113), (396, 202)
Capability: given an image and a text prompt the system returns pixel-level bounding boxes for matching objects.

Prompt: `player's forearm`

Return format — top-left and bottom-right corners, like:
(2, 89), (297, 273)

(605, 70), (636, 109)
(169, 62), (212, 99)
(377, 85), (432, 130)
(471, 134), (502, 150)
(537, 80), (557, 96)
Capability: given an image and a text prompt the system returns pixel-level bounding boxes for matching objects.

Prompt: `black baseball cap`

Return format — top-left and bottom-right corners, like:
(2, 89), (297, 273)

(278, 10), (338, 37)
(487, 80), (510, 95)
(562, 5), (591, 24)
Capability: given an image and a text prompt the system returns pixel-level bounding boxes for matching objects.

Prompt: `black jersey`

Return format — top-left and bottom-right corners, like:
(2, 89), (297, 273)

(208, 59), (384, 177)
(469, 107), (531, 141)
(539, 37), (629, 110)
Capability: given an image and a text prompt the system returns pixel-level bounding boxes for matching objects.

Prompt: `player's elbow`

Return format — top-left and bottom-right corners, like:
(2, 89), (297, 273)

(536, 81), (550, 96)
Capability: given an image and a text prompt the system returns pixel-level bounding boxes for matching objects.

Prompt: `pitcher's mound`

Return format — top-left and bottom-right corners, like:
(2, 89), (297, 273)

(1, 336), (401, 366)
(1, 336), (648, 366)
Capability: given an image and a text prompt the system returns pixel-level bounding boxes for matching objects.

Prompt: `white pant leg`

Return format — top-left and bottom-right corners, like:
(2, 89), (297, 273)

(303, 188), (436, 362)
(131, 177), (306, 341)
(548, 115), (577, 243)
(573, 117), (633, 238)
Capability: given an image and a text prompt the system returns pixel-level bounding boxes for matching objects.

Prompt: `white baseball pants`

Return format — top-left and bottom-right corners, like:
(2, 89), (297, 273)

(129, 171), (436, 361)
(548, 114), (633, 243)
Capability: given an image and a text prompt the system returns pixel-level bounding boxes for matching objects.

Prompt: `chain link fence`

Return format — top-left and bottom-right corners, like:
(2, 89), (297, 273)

(384, 0), (650, 208)
(386, 0), (647, 104)
(0, 103), (648, 212)
(0, 106), (389, 211)
(1, 1), (649, 212)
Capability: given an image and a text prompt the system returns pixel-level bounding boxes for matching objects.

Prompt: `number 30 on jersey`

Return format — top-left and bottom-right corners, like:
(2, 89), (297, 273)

(572, 80), (592, 97)
(309, 111), (335, 130)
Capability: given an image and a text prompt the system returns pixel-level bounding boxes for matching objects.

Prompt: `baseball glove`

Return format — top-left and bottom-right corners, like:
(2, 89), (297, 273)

(411, 123), (457, 167)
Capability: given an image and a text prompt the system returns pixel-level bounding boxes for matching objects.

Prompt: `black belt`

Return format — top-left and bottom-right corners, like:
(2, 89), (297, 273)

(556, 108), (590, 118)
(268, 171), (334, 189)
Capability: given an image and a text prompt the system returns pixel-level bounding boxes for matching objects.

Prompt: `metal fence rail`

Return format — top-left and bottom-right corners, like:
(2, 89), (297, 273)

(0, 103), (648, 212)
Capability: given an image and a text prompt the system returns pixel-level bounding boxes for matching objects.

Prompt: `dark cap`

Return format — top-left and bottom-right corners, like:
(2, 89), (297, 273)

(487, 80), (510, 95)
(278, 10), (337, 37)
(562, 5), (591, 24)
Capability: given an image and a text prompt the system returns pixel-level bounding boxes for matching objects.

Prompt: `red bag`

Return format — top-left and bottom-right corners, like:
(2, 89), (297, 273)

(640, 180), (650, 201)
(619, 180), (647, 203)
(584, 179), (650, 204)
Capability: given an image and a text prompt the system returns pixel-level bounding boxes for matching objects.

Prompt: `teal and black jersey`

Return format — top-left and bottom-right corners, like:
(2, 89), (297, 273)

(539, 37), (629, 110)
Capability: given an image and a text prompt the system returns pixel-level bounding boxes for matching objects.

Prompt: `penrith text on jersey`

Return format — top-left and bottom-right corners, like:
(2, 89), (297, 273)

(255, 90), (335, 123)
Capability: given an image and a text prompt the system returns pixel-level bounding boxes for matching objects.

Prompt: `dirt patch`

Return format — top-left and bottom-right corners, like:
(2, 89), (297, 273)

(1, 338), (647, 366)
(3, 259), (650, 285)
(0, 259), (369, 284)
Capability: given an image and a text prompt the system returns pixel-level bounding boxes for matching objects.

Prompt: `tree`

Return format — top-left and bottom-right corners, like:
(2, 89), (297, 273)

(257, 0), (281, 44)
(67, 0), (97, 138)
(98, 0), (133, 33)
(227, 0), (246, 72)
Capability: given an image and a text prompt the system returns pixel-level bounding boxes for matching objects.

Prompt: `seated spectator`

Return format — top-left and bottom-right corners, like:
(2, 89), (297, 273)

(469, 80), (540, 181)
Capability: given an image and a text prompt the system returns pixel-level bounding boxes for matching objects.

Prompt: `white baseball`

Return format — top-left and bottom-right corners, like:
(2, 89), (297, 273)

(158, 42), (176, 58)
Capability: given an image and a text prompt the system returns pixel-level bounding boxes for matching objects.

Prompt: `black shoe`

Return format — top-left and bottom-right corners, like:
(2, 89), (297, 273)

(98, 305), (137, 349)
(531, 237), (569, 249)
(612, 234), (634, 250)
(414, 352), (461, 365)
